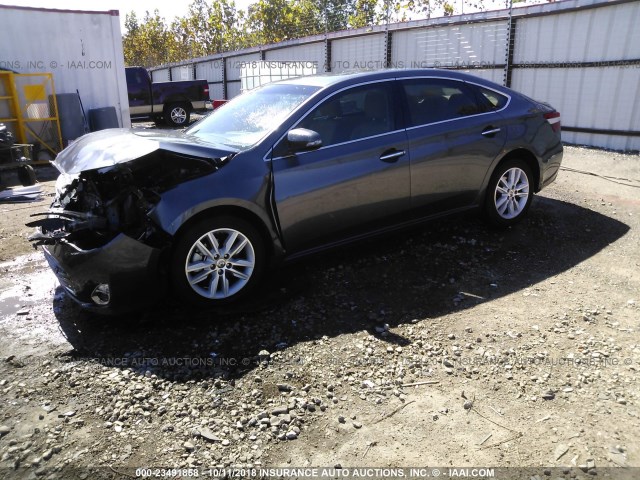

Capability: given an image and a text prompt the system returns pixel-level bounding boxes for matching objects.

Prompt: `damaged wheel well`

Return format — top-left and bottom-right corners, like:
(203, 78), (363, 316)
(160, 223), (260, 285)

(173, 206), (274, 258)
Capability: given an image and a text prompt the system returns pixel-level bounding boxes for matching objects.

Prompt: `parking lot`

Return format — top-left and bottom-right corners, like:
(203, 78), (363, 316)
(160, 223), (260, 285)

(0, 144), (639, 479)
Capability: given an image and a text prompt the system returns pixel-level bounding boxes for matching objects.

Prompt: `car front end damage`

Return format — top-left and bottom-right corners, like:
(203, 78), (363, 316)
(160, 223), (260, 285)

(28, 129), (232, 312)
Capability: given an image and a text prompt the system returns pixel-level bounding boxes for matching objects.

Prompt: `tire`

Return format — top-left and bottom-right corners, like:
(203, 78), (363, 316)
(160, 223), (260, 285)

(18, 165), (37, 186)
(170, 216), (266, 306)
(484, 159), (533, 227)
(164, 103), (190, 128)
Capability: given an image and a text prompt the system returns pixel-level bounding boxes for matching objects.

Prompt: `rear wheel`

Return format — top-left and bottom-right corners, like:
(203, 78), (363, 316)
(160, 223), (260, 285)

(484, 159), (533, 227)
(164, 103), (190, 127)
(171, 216), (265, 306)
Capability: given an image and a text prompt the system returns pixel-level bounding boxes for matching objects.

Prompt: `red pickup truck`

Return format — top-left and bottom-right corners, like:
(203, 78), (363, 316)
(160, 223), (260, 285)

(125, 67), (210, 127)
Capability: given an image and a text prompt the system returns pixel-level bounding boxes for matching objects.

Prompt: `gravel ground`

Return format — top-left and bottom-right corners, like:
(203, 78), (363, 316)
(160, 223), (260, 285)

(0, 144), (639, 480)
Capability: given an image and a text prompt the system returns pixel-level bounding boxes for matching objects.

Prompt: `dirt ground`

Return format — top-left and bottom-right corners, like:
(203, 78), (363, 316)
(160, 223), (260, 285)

(0, 145), (639, 480)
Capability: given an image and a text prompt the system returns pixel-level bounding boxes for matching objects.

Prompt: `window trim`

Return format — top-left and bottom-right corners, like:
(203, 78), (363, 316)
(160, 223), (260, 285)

(267, 79), (404, 162)
(266, 75), (512, 161)
(395, 75), (511, 131)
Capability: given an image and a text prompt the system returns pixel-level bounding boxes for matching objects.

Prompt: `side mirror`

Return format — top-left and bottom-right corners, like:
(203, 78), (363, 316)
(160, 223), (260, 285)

(287, 128), (322, 152)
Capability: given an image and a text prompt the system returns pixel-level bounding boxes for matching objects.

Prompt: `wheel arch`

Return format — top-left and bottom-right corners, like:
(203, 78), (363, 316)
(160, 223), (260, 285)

(482, 152), (536, 227)
(493, 148), (541, 192)
(171, 204), (278, 260)
(163, 97), (192, 111)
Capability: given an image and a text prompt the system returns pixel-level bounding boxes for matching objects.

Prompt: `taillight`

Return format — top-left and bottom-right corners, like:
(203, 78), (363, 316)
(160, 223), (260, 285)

(203, 85), (210, 97)
(544, 111), (561, 133)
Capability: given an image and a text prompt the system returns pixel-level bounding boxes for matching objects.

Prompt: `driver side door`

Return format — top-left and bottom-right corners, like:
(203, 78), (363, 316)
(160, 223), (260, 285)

(270, 80), (411, 254)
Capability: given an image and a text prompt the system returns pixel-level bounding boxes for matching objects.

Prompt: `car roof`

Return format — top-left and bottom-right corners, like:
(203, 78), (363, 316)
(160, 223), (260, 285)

(277, 69), (498, 89)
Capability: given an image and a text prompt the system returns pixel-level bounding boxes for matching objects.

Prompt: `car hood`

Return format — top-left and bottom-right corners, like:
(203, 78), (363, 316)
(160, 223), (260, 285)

(53, 129), (238, 175)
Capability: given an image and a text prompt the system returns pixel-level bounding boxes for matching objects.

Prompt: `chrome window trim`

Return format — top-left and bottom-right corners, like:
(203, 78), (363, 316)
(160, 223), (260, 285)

(283, 128), (408, 158)
(396, 75), (512, 111)
(265, 78), (400, 162)
(395, 75), (512, 132)
(405, 109), (504, 132)
(265, 75), (512, 162)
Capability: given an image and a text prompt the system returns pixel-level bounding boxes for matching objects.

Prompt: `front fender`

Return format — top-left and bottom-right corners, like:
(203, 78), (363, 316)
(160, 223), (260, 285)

(152, 195), (273, 237)
(147, 167), (283, 257)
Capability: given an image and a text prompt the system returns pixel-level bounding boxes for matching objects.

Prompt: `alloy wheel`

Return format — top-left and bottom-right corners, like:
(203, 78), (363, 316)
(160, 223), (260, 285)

(170, 106), (187, 125)
(184, 228), (255, 299)
(494, 167), (530, 219)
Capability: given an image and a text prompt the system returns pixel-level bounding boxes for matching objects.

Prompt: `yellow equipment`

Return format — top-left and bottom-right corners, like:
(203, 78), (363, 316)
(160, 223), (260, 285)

(0, 71), (63, 164)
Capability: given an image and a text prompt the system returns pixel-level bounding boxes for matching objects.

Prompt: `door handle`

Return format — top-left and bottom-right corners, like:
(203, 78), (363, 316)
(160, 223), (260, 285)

(379, 149), (405, 163)
(481, 127), (501, 137)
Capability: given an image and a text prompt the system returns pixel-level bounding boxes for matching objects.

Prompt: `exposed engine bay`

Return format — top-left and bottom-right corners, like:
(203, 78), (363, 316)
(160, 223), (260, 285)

(28, 151), (219, 249)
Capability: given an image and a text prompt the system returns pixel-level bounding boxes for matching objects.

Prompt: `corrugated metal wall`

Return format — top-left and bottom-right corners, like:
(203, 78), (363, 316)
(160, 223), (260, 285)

(512, 1), (640, 151)
(225, 53), (262, 81)
(0, 5), (130, 130)
(265, 43), (326, 67)
(514, 3), (640, 63)
(151, 69), (170, 82)
(241, 61), (317, 91)
(170, 65), (194, 81)
(195, 61), (224, 83)
(392, 21), (508, 68)
(225, 53), (261, 98)
(150, 0), (640, 151)
(331, 34), (386, 72)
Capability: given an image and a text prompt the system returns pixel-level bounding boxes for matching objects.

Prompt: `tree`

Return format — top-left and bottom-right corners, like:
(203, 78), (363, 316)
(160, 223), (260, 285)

(121, 0), (523, 67)
(170, 0), (248, 59)
(349, 0), (379, 28)
(246, 0), (319, 44)
(122, 12), (144, 66)
(122, 10), (180, 67)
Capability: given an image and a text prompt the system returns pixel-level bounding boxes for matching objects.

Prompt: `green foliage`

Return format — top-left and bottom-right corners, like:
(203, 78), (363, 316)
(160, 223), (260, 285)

(246, 0), (315, 44)
(122, 10), (181, 67)
(349, 0), (379, 28)
(171, 0), (248, 58)
(122, 0), (498, 67)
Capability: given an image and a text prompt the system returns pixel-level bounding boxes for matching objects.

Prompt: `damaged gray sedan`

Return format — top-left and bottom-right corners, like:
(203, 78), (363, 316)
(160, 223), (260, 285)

(29, 70), (563, 312)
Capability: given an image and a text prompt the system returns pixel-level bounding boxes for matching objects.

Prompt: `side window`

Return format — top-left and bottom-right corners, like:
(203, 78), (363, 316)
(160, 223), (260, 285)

(296, 83), (395, 148)
(401, 78), (483, 127)
(473, 85), (509, 112)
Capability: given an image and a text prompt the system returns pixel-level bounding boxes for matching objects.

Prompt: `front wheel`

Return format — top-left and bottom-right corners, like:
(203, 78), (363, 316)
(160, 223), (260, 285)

(164, 103), (190, 127)
(484, 159), (534, 227)
(171, 216), (265, 306)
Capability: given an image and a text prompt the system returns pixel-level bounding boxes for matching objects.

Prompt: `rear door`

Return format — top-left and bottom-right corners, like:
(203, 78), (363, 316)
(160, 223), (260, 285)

(399, 77), (509, 214)
(271, 80), (410, 253)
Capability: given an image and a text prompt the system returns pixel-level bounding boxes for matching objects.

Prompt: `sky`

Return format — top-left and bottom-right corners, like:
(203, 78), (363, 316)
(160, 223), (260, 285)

(0, 0), (518, 33)
(0, 0), (253, 32)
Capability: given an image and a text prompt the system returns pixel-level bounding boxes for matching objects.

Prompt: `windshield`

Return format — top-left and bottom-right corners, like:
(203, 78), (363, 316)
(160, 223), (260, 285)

(187, 83), (320, 150)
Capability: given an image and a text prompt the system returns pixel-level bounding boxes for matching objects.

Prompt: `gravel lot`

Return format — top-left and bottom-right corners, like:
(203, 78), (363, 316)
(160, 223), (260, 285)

(0, 144), (639, 480)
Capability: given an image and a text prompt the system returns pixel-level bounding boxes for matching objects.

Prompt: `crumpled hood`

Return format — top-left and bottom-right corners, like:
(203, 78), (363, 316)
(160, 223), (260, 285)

(54, 128), (238, 175)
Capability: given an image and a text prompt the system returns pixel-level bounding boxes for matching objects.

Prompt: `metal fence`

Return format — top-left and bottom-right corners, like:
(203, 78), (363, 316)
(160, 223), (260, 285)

(149, 0), (640, 151)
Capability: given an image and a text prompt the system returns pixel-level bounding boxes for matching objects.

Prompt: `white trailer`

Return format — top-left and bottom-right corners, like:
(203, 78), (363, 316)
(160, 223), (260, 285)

(0, 4), (131, 142)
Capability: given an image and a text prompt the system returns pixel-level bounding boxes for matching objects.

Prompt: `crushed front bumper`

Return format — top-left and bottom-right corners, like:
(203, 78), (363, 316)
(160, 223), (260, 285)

(43, 234), (167, 314)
